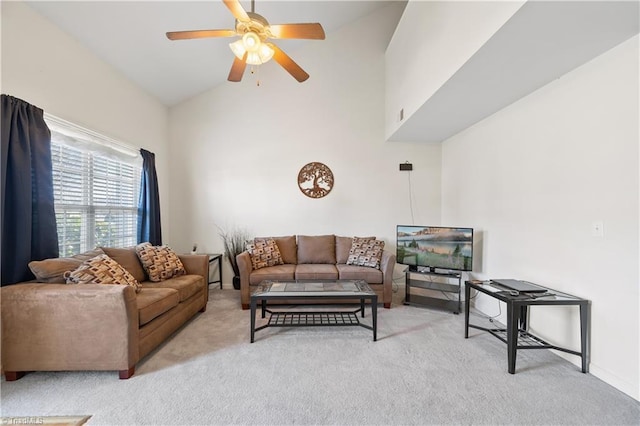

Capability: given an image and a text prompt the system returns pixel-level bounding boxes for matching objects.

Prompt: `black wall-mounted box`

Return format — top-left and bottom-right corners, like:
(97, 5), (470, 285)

(399, 163), (413, 171)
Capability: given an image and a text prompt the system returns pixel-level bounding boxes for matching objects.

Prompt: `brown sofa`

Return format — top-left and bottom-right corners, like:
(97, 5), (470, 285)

(237, 235), (396, 310)
(1, 247), (208, 380)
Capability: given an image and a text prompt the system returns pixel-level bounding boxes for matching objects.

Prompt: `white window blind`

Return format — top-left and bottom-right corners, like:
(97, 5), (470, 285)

(45, 115), (142, 257)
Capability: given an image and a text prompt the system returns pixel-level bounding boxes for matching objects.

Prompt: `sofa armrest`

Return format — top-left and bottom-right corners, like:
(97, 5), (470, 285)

(179, 254), (209, 305)
(237, 251), (252, 309)
(380, 250), (396, 283)
(380, 251), (396, 308)
(179, 254), (209, 281)
(1, 283), (138, 374)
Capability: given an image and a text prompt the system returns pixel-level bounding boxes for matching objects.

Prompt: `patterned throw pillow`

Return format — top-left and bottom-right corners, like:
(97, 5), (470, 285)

(135, 242), (186, 282)
(346, 237), (385, 269)
(64, 254), (141, 292)
(246, 238), (284, 270)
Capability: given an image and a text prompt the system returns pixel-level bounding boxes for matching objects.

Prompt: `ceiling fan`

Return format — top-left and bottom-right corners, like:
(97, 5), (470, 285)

(166, 0), (325, 83)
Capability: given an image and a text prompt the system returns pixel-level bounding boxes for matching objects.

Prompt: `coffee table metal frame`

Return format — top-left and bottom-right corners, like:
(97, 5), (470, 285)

(250, 279), (378, 342)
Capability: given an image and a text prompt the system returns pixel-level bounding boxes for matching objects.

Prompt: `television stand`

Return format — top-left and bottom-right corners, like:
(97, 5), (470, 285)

(403, 268), (462, 314)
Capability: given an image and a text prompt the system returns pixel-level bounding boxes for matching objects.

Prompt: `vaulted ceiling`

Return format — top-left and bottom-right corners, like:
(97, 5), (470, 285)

(25, 0), (399, 106)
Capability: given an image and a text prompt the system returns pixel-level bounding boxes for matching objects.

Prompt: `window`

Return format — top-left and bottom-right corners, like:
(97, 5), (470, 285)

(46, 115), (142, 257)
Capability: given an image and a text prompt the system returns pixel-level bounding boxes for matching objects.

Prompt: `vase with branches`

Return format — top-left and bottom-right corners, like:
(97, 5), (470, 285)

(219, 227), (251, 289)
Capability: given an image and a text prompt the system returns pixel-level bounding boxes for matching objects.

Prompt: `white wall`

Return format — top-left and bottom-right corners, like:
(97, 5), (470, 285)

(385, 0), (524, 140)
(442, 35), (639, 400)
(1, 1), (171, 239)
(168, 3), (439, 281)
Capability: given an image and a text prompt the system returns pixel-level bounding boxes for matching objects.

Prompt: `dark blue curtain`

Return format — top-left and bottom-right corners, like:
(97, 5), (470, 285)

(137, 148), (162, 245)
(1, 95), (59, 285)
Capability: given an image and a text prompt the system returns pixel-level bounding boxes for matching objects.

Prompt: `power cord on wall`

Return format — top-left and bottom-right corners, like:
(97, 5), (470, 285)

(407, 169), (415, 225)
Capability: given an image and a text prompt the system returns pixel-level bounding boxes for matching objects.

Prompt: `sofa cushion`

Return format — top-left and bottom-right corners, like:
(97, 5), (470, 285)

(336, 264), (383, 284)
(346, 237), (385, 269)
(335, 236), (353, 265)
(273, 236), (297, 264)
(135, 243), (186, 282)
(297, 235), (336, 264)
(136, 287), (180, 326)
(143, 274), (204, 303)
(249, 264), (296, 285)
(64, 254), (142, 292)
(295, 264), (339, 280)
(101, 247), (147, 282)
(246, 238), (284, 270)
(28, 248), (106, 283)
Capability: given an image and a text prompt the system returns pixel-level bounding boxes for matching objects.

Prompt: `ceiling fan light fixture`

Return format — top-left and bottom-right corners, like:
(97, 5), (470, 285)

(246, 52), (262, 65)
(229, 39), (246, 59)
(242, 31), (261, 52)
(258, 43), (274, 62)
(231, 37), (274, 65)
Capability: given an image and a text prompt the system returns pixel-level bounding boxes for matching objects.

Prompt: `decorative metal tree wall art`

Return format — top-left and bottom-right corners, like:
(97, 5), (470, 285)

(297, 162), (334, 198)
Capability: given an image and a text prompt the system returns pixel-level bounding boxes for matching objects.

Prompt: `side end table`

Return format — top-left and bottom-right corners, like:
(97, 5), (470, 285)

(465, 280), (590, 374)
(206, 254), (223, 289)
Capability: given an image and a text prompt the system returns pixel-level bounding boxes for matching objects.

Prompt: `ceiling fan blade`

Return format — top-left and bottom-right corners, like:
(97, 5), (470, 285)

(166, 29), (236, 40)
(270, 43), (309, 83)
(269, 23), (326, 40)
(228, 53), (247, 82)
(223, 0), (250, 22)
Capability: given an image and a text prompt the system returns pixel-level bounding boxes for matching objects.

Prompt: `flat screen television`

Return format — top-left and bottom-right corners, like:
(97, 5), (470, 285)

(396, 225), (474, 272)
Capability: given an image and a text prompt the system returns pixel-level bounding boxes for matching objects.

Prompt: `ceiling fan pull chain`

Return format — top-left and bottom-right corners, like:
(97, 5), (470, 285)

(248, 64), (260, 86)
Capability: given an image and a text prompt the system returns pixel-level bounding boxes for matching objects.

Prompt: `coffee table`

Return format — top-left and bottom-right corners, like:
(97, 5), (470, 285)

(250, 280), (378, 342)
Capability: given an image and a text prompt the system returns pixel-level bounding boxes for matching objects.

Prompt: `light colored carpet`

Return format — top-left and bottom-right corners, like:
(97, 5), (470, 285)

(1, 287), (638, 425)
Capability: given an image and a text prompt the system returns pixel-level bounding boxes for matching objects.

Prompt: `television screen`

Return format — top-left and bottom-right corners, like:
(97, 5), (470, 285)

(396, 225), (473, 272)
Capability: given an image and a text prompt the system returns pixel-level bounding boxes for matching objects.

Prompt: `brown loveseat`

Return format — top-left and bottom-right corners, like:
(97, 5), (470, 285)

(1, 246), (208, 380)
(237, 235), (396, 310)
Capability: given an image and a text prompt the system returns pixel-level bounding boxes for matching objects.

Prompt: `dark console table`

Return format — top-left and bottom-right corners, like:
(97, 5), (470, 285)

(465, 280), (590, 374)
